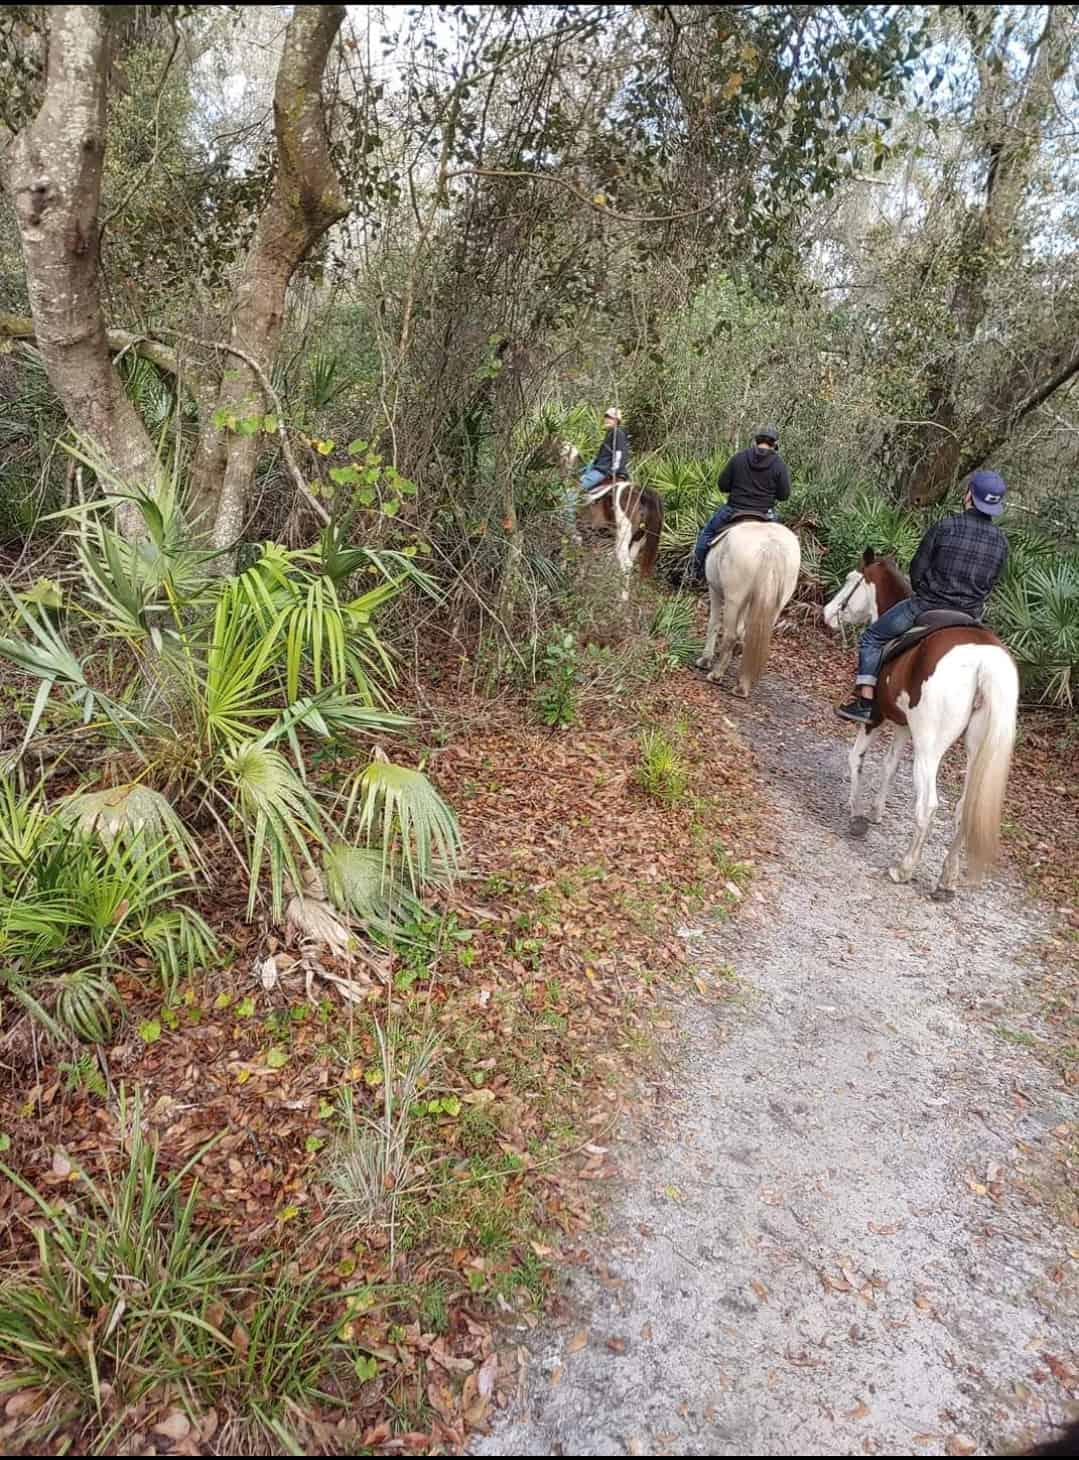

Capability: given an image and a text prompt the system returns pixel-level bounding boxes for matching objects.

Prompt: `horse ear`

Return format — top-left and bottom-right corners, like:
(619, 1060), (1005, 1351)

(862, 547), (876, 567)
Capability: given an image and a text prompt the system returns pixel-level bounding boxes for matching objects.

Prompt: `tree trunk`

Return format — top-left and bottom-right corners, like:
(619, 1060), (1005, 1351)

(895, 6), (1069, 506)
(188, 4), (349, 555)
(6, 6), (158, 538)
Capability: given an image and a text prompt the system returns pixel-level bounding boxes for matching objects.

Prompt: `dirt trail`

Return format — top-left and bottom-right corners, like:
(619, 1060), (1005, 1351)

(474, 667), (1078, 1457)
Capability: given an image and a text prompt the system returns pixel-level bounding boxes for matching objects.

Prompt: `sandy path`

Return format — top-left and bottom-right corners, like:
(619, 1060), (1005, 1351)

(474, 665), (1077, 1457)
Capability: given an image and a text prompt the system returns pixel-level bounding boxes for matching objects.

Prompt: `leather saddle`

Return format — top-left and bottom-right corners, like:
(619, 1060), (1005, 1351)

(878, 609), (980, 673)
(708, 510), (772, 548)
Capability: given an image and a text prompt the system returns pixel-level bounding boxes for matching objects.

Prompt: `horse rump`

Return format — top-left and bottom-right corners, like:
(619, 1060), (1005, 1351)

(635, 486), (663, 578)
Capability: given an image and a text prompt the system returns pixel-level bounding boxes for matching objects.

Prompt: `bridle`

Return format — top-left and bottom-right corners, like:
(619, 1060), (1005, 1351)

(832, 572), (867, 621)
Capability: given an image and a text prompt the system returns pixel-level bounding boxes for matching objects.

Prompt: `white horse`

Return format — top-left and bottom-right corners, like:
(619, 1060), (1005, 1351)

(695, 520), (801, 697)
(823, 550), (1019, 899)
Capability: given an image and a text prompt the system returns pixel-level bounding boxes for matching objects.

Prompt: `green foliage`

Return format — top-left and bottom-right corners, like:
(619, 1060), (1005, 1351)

(342, 754), (462, 895)
(636, 728), (691, 805)
(650, 593), (703, 667)
(786, 485), (926, 592)
(0, 1095), (350, 1453)
(0, 475), (459, 921)
(323, 1026), (441, 1232)
(991, 550), (1079, 707)
(534, 632), (580, 729)
(0, 778), (213, 1042)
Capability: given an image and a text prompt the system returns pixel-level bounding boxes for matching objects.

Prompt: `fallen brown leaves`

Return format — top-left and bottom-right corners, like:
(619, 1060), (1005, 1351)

(0, 666), (765, 1456)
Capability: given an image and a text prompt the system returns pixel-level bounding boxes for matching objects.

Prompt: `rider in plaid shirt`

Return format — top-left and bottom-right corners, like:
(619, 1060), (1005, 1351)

(836, 471), (1009, 724)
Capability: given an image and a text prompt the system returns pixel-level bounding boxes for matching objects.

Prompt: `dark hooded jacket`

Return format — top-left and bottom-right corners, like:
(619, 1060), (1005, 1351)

(716, 439), (791, 517)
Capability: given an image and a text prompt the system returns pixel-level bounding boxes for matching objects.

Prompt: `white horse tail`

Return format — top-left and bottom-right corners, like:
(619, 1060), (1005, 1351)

(741, 540), (788, 691)
(961, 646), (1019, 880)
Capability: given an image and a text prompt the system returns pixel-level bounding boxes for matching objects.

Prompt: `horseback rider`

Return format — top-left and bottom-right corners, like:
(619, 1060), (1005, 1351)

(690, 425), (790, 583)
(579, 407), (630, 496)
(835, 471), (1010, 725)
(564, 408), (629, 540)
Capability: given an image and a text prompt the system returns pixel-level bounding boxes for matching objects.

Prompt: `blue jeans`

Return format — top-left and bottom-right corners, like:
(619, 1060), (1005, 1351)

(565, 466), (607, 525)
(693, 504), (778, 575)
(855, 597), (921, 687)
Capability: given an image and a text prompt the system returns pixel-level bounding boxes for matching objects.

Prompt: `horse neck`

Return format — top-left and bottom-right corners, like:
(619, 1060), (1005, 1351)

(869, 564), (909, 617)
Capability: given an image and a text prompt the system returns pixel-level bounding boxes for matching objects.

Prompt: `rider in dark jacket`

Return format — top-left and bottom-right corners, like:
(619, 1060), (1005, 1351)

(835, 471), (1010, 724)
(579, 408), (630, 495)
(691, 426), (790, 581)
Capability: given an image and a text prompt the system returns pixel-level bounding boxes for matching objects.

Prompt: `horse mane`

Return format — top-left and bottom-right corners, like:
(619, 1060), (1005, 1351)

(865, 549), (911, 607)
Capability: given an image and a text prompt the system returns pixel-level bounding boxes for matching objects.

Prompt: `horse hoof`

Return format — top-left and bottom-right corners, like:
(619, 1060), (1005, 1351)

(931, 887), (956, 903)
(695, 656), (712, 671)
(706, 670), (724, 684)
(887, 865), (910, 884)
(849, 816), (869, 839)
(734, 683), (750, 699)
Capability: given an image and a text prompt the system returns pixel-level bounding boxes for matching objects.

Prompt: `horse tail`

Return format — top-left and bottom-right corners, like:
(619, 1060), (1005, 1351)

(637, 487), (663, 577)
(961, 646), (1019, 880)
(740, 541), (787, 690)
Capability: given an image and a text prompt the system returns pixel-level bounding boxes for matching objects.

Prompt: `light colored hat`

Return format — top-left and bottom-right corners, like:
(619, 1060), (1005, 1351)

(603, 407), (622, 422)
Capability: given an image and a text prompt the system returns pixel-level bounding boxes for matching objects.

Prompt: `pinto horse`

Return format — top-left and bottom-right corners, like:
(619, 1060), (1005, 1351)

(695, 518), (801, 698)
(557, 442), (663, 598)
(824, 549), (1019, 899)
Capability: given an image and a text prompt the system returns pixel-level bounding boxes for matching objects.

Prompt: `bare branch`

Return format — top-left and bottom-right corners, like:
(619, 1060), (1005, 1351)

(446, 168), (711, 225)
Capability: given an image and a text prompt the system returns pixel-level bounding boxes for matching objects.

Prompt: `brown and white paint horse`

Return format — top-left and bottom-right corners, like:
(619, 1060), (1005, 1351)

(696, 519), (801, 698)
(558, 442), (663, 600)
(824, 549), (1019, 899)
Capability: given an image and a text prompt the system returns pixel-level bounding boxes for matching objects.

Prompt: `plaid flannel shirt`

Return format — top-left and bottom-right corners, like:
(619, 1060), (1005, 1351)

(909, 509), (1008, 618)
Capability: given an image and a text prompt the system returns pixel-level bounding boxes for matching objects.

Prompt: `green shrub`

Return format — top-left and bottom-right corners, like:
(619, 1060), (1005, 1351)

(0, 463), (461, 928)
(535, 632), (580, 728)
(0, 1096), (350, 1453)
(636, 728), (690, 804)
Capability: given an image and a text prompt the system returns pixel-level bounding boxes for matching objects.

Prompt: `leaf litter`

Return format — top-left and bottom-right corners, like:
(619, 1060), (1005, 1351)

(0, 670), (765, 1455)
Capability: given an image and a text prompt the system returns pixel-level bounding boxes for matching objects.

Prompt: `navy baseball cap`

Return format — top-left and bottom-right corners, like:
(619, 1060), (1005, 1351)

(968, 470), (1007, 517)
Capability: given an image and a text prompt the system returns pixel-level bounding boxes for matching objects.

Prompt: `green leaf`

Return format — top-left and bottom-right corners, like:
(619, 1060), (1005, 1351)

(138, 1019), (162, 1044)
(353, 1355), (379, 1382)
(330, 465), (360, 486)
(214, 991), (233, 1010)
(304, 1135), (325, 1153)
(236, 996), (256, 1018)
(347, 439), (369, 455)
(381, 499), (401, 518)
(20, 578), (63, 611)
(238, 415), (262, 438)
(0, 1133), (10, 1153)
(262, 414), (279, 434)
(265, 1046), (289, 1069)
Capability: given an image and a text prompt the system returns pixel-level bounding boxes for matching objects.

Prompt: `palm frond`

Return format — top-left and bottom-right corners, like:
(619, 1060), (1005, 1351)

(322, 843), (422, 938)
(58, 784), (202, 873)
(222, 743), (325, 918)
(341, 755), (461, 893)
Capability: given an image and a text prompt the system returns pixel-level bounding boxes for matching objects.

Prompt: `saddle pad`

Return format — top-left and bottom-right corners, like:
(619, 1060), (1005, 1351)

(582, 475), (630, 503)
